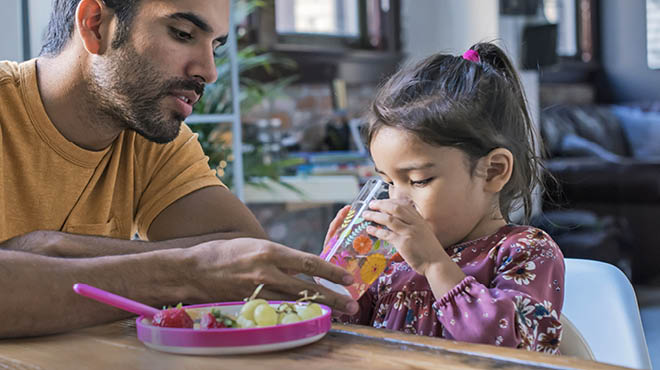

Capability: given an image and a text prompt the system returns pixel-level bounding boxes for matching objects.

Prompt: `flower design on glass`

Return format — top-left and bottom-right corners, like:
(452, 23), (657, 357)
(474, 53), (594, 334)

(346, 257), (360, 273)
(360, 253), (387, 284)
(341, 209), (356, 229)
(353, 234), (373, 254)
(332, 250), (351, 267)
(502, 261), (537, 285)
(320, 234), (339, 259)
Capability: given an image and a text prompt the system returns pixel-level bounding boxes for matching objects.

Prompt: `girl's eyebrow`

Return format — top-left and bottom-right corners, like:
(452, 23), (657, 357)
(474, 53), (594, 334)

(375, 163), (435, 174)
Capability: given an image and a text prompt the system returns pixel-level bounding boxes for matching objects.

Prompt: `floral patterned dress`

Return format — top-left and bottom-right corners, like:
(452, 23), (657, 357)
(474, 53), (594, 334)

(338, 225), (565, 354)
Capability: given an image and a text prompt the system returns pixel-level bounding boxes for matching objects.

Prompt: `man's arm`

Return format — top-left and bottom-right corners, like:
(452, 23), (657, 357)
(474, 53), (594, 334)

(0, 238), (358, 338)
(1, 186), (269, 257)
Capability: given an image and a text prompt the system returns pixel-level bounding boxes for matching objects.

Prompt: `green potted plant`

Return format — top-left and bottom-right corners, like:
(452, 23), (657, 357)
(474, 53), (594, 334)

(191, 0), (303, 192)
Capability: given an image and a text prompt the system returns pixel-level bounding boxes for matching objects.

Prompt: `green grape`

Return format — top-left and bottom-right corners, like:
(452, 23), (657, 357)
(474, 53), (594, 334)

(237, 316), (256, 328)
(297, 303), (323, 321)
(254, 304), (278, 327)
(239, 299), (268, 321)
(280, 313), (302, 325)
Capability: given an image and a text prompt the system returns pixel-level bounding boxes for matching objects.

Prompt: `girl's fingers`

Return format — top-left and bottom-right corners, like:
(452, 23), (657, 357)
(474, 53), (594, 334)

(366, 225), (396, 243)
(324, 205), (351, 246)
(362, 210), (409, 232)
(368, 199), (419, 222)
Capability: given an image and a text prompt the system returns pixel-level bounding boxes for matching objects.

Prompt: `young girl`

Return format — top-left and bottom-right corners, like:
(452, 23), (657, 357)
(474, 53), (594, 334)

(326, 42), (564, 353)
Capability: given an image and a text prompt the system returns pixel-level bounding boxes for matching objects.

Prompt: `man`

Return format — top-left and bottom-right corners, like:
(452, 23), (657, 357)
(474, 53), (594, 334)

(0, 0), (357, 338)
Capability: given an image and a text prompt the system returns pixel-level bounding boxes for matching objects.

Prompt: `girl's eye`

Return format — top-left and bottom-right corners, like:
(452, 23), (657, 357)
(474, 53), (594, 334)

(411, 177), (434, 187)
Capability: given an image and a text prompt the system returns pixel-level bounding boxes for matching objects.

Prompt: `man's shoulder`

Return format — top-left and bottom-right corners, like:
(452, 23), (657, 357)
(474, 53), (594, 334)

(0, 60), (21, 85)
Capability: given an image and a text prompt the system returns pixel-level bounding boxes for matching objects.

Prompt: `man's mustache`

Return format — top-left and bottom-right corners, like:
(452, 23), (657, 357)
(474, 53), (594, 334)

(165, 79), (205, 99)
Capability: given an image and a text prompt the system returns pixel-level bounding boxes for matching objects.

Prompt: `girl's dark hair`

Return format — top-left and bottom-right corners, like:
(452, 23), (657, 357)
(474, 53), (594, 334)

(366, 42), (545, 223)
(41, 0), (142, 56)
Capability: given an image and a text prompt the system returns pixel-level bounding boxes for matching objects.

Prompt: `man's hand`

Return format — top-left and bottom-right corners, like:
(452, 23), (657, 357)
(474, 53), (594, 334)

(182, 238), (359, 315)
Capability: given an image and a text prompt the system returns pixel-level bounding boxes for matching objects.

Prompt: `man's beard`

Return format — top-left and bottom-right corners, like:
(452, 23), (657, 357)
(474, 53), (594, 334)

(87, 43), (205, 144)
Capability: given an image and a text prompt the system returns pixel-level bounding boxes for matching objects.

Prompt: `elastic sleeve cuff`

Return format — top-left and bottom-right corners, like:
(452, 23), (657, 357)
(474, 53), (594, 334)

(435, 275), (478, 307)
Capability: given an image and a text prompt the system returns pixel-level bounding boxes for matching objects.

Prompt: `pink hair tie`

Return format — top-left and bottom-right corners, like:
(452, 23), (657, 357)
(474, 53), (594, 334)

(462, 49), (480, 63)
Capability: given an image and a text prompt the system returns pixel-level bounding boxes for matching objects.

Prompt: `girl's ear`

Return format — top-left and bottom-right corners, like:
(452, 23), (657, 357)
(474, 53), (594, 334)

(76, 0), (114, 55)
(482, 148), (513, 193)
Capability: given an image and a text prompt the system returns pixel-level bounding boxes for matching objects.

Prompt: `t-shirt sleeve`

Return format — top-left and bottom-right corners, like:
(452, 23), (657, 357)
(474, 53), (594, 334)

(134, 123), (224, 239)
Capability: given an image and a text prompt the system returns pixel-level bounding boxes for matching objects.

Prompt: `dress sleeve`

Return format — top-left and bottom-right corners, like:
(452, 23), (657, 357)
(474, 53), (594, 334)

(432, 228), (565, 353)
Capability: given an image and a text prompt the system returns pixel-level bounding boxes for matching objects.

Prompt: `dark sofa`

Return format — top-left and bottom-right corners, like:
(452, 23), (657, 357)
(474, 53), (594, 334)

(539, 103), (660, 283)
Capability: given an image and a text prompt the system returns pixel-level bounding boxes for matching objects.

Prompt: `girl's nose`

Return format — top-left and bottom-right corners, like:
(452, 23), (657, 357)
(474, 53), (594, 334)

(389, 186), (408, 201)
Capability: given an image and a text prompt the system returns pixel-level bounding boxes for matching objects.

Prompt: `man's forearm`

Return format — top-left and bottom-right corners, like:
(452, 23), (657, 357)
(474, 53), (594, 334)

(0, 229), (266, 258)
(0, 248), (190, 338)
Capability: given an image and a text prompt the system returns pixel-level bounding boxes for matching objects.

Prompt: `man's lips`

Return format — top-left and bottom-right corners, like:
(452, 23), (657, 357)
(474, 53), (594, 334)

(170, 90), (200, 106)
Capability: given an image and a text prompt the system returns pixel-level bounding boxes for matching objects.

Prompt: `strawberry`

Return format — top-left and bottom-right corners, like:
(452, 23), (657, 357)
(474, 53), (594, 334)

(200, 312), (227, 329)
(152, 307), (194, 328)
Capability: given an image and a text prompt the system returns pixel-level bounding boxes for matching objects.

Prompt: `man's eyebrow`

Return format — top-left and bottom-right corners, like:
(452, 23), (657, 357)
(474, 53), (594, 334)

(169, 12), (212, 33)
(168, 12), (228, 44)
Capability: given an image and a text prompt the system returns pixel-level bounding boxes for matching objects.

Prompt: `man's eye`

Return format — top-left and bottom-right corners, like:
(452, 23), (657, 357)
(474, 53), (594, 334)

(171, 28), (192, 41)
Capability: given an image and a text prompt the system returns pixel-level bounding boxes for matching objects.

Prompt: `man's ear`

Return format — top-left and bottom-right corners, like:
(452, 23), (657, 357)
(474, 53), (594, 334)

(481, 148), (514, 193)
(76, 0), (114, 55)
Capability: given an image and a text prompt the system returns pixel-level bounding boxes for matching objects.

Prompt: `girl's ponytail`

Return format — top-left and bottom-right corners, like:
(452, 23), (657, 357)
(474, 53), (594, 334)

(470, 42), (543, 223)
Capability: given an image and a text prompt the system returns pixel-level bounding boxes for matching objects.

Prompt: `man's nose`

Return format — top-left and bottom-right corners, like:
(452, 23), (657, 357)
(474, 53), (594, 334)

(188, 47), (218, 84)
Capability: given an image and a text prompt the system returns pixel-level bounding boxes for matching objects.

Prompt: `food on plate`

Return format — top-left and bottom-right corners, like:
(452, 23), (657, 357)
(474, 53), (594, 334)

(150, 285), (326, 329)
(152, 303), (194, 328)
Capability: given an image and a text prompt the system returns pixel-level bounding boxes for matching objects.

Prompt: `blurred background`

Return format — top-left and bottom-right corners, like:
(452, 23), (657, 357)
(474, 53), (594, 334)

(2, 0), (659, 366)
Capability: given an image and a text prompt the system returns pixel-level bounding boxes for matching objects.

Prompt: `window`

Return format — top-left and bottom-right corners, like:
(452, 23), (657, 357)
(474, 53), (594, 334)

(543, 0), (577, 57)
(275, 0), (359, 38)
(648, 0), (660, 69)
(246, 0), (402, 84)
(542, 0), (596, 63)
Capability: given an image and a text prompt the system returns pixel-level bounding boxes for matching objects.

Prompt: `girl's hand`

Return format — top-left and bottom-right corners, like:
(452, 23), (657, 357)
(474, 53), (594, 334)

(363, 199), (450, 276)
(324, 205), (351, 247)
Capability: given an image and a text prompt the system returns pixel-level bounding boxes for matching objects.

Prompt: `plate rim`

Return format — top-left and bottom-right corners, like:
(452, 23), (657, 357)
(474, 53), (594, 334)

(136, 301), (331, 351)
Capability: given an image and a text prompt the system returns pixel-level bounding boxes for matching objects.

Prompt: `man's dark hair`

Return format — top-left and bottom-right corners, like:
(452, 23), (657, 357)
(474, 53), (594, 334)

(41, 0), (142, 56)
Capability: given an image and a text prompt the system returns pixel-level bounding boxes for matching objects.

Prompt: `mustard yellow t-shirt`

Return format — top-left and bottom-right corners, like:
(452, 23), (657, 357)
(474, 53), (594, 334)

(0, 59), (223, 241)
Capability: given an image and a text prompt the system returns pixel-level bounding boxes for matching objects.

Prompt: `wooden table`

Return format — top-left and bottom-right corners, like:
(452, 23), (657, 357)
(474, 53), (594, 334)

(0, 320), (627, 369)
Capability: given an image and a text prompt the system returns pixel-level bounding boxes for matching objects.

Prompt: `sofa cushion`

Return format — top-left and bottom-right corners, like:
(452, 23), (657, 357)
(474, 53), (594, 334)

(559, 134), (622, 162)
(540, 105), (630, 157)
(611, 105), (660, 159)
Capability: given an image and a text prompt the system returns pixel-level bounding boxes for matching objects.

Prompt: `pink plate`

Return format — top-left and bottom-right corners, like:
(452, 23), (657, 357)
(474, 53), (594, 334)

(136, 301), (331, 355)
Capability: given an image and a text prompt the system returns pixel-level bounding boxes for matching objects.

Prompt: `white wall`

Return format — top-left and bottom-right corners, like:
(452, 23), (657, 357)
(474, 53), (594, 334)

(29, 0), (52, 58)
(0, 0), (24, 61)
(401, 0), (499, 64)
(0, 0), (50, 61)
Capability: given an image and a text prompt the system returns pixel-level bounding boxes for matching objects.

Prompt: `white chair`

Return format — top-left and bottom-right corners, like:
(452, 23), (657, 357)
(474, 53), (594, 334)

(560, 258), (653, 369)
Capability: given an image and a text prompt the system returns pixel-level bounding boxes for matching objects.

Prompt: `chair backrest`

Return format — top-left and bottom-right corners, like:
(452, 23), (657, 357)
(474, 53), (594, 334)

(559, 314), (595, 360)
(561, 258), (652, 369)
